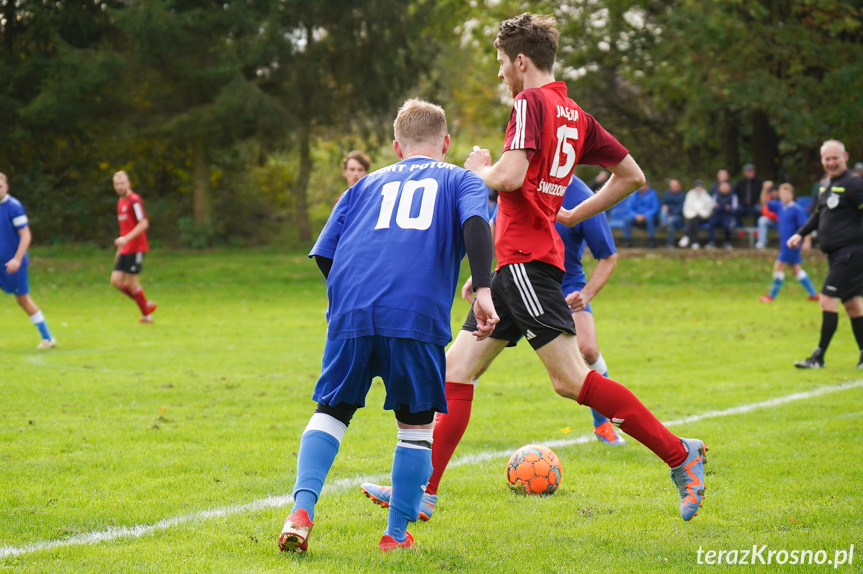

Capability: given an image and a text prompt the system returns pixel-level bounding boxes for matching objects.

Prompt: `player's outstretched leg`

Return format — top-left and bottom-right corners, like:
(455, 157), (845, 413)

(279, 411), (346, 553)
(670, 438), (708, 520)
(575, 370), (707, 519)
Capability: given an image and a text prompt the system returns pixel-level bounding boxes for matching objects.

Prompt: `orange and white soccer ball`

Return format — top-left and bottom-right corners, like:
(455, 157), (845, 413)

(506, 444), (562, 495)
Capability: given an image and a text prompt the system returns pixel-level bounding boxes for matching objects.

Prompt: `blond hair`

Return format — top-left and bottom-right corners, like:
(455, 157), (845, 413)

(393, 99), (448, 150)
(0, 172), (7, 184)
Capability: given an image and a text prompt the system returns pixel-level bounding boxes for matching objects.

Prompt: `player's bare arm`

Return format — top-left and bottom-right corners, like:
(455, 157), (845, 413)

(557, 155), (644, 227)
(565, 253), (617, 313)
(5, 226), (31, 274)
(115, 217), (149, 248)
(465, 148), (529, 192)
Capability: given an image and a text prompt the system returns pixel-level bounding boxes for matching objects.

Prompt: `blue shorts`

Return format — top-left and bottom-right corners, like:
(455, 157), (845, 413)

(778, 245), (802, 266)
(561, 282), (593, 314)
(313, 335), (447, 414)
(0, 264), (29, 295)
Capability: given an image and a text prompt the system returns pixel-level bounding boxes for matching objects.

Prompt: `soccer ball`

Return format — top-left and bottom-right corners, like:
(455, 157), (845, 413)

(506, 444), (562, 495)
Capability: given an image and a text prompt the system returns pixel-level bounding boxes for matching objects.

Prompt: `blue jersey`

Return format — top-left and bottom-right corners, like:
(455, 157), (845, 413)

(768, 199), (809, 243)
(0, 194), (29, 265)
(555, 177), (616, 293)
(310, 156), (489, 347)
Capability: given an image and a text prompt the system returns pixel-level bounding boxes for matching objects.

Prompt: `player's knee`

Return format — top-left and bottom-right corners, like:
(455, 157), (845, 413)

(110, 276), (124, 289)
(580, 344), (599, 365)
(445, 357), (479, 383)
(394, 406), (435, 427)
(314, 402), (358, 428)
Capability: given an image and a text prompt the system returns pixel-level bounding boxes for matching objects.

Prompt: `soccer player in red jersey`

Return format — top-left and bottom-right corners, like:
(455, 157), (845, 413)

(110, 171), (156, 323)
(362, 13), (708, 523)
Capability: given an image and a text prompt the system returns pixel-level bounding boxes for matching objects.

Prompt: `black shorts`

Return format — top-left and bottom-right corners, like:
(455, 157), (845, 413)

(823, 245), (863, 302)
(462, 260), (576, 350)
(114, 252), (144, 275)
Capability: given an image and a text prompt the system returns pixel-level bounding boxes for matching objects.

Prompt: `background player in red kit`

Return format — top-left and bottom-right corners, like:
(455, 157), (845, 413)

(362, 13), (709, 523)
(110, 171), (156, 323)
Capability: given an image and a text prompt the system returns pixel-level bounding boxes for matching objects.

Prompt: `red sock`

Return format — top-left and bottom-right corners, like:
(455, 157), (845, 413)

(129, 287), (150, 316)
(578, 371), (687, 467)
(426, 382), (474, 495)
(119, 284), (136, 300)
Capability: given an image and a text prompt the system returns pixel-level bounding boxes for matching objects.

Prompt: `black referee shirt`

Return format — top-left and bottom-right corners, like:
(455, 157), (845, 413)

(798, 169), (863, 254)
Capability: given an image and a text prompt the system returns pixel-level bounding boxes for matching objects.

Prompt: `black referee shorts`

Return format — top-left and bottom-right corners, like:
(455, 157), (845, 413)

(462, 260), (576, 350)
(823, 245), (863, 302)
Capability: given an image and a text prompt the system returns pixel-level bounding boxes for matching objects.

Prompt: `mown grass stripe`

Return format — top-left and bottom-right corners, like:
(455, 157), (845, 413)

(3, 378), (861, 559)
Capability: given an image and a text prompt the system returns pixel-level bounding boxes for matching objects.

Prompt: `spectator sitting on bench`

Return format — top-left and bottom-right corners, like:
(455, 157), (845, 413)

(622, 181), (660, 248)
(708, 181), (738, 249)
(680, 179), (713, 250)
(734, 163), (763, 226)
(660, 179), (686, 248)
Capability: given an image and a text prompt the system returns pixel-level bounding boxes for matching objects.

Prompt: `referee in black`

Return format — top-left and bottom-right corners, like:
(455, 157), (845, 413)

(788, 139), (863, 369)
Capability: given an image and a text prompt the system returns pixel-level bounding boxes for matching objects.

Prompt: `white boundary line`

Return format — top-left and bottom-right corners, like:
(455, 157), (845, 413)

(3, 378), (862, 559)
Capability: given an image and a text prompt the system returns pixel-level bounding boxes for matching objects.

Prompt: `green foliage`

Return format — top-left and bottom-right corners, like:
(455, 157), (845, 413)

(553, 0), (863, 184)
(2, 1), (862, 243)
(2, 248), (861, 572)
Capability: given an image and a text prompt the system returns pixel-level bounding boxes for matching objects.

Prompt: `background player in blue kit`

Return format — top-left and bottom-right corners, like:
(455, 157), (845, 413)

(758, 182), (818, 303)
(0, 173), (55, 349)
(556, 176), (625, 444)
(277, 99), (497, 553)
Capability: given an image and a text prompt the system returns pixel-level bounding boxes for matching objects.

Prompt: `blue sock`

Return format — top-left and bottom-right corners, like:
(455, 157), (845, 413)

(588, 355), (609, 427)
(29, 311), (53, 341)
(769, 272), (784, 299)
(291, 414), (346, 521)
(797, 270), (816, 296)
(386, 443), (432, 542)
(591, 408), (608, 428)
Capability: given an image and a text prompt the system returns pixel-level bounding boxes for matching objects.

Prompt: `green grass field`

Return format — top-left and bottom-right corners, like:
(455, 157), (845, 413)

(2, 247), (861, 573)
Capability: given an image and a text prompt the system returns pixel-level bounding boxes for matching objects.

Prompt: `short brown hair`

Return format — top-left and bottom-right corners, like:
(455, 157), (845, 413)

(342, 150), (370, 172)
(393, 99), (447, 149)
(494, 13), (559, 73)
(778, 182), (794, 194)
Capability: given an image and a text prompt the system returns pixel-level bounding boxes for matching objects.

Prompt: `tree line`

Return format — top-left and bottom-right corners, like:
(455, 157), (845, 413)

(1, 0), (859, 246)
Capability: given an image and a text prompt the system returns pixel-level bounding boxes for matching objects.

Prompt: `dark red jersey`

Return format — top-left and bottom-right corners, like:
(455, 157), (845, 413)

(496, 81), (628, 271)
(117, 192), (149, 254)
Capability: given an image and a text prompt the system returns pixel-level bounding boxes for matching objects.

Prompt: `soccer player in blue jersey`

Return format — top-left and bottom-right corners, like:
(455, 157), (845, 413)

(757, 183), (818, 303)
(555, 177), (624, 444)
(277, 99), (497, 553)
(0, 173), (55, 349)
